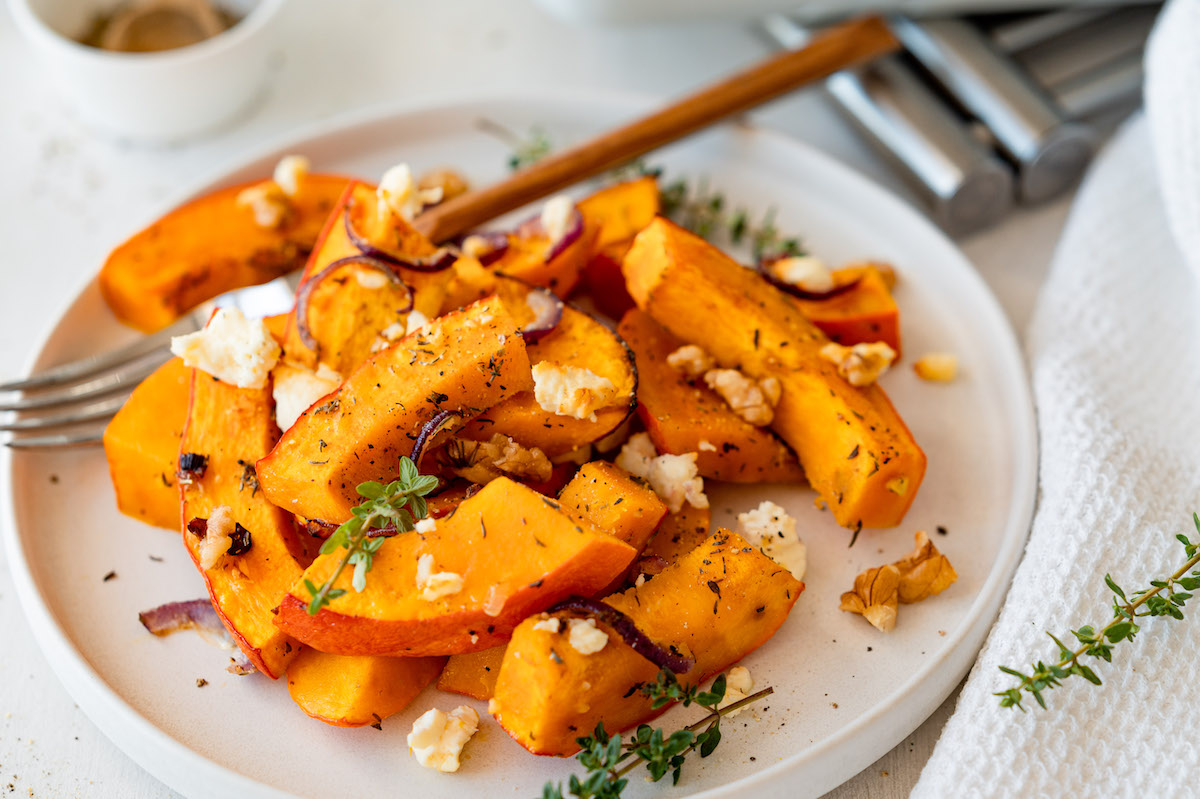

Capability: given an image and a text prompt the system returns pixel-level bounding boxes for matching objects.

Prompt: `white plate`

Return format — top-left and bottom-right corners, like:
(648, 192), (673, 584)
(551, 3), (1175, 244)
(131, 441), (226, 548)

(1, 92), (1036, 799)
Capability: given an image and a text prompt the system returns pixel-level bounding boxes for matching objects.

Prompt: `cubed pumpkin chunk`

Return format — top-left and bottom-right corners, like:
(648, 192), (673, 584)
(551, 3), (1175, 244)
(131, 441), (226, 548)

(100, 174), (349, 332)
(180, 369), (307, 679)
(623, 218), (925, 529)
(637, 504), (712, 575)
(103, 357), (191, 530)
(286, 649), (445, 727)
(579, 176), (661, 319)
(491, 529), (803, 755)
(275, 477), (638, 657)
(437, 646), (505, 701)
(257, 297), (532, 525)
(618, 308), (804, 483)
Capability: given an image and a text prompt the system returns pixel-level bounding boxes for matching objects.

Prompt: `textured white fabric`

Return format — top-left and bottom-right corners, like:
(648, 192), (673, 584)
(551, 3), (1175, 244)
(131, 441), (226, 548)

(912, 2), (1200, 796)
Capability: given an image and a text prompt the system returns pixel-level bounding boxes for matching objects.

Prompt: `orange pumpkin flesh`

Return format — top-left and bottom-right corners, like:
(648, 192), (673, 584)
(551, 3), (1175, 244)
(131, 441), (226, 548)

(286, 649), (445, 727)
(578, 176), (660, 319)
(275, 477), (638, 657)
(793, 264), (901, 356)
(623, 218), (925, 529)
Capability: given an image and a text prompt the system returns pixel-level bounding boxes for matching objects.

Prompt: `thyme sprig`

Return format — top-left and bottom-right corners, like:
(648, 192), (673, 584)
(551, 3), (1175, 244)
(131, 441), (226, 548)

(996, 514), (1200, 710)
(541, 669), (773, 799)
(304, 456), (438, 615)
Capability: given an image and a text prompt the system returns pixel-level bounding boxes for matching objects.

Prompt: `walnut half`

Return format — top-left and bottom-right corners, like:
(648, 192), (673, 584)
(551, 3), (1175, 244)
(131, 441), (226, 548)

(839, 564), (900, 632)
(894, 530), (957, 604)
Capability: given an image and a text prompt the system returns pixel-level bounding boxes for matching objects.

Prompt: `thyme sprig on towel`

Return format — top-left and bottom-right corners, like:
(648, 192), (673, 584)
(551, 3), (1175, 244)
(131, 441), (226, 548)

(304, 456), (438, 615)
(541, 669), (772, 799)
(996, 514), (1200, 710)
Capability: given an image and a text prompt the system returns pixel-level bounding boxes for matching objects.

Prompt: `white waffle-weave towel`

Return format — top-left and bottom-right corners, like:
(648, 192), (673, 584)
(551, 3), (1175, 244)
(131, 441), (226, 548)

(912, 0), (1200, 795)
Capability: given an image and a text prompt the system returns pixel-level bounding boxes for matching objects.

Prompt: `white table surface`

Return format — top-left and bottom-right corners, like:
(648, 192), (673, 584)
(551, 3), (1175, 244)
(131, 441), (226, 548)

(0, 1), (1078, 797)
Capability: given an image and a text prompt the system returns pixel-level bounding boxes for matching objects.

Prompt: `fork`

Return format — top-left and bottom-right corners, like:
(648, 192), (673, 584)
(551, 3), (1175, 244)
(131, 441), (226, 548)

(1, 275), (301, 449)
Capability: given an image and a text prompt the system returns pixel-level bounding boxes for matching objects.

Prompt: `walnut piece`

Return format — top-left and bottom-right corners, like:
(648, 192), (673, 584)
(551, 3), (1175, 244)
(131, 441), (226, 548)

(819, 341), (896, 387)
(839, 564), (900, 632)
(913, 352), (959, 383)
(703, 369), (781, 426)
(893, 530), (957, 604)
(665, 345), (715, 381)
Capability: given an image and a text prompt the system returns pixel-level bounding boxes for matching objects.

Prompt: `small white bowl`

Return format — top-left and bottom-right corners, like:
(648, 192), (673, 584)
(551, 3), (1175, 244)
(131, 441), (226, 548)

(8, 0), (287, 144)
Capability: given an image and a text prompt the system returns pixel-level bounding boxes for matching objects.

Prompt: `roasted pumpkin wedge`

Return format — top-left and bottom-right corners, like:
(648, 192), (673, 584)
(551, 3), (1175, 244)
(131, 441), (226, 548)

(103, 357), (192, 530)
(491, 529), (804, 755)
(623, 218), (926, 529)
(257, 296), (532, 525)
(100, 174), (349, 333)
(286, 649), (445, 727)
(179, 368), (308, 679)
(275, 477), (638, 657)
(578, 176), (660, 319)
(436, 646), (505, 701)
(488, 218), (596, 298)
(636, 503), (712, 576)
(618, 308), (805, 484)
(792, 264), (901, 355)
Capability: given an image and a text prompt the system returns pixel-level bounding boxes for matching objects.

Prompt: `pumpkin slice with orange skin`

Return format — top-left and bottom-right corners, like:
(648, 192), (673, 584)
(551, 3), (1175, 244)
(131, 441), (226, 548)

(100, 174), (349, 333)
(179, 369), (308, 680)
(618, 308), (804, 484)
(256, 296), (532, 526)
(792, 263), (901, 356)
(436, 646), (505, 701)
(275, 477), (638, 657)
(490, 529), (804, 756)
(286, 649), (445, 727)
(578, 175), (660, 319)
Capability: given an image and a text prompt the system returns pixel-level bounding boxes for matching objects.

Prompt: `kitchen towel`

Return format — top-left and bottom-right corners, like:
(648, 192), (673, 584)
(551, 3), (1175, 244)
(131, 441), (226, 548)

(911, 0), (1200, 795)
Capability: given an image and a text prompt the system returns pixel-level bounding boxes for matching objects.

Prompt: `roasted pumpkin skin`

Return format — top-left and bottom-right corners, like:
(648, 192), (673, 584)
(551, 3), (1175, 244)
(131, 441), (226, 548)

(100, 174), (349, 333)
(179, 368), (307, 679)
(103, 357), (192, 530)
(578, 176), (660, 319)
(257, 296), (533, 525)
(623, 218), (926, 529)
(491, 529), (804, 756)
(618, 308), (805, 484)
(286, 649), (445, 727)
(274, 477), (638, 657)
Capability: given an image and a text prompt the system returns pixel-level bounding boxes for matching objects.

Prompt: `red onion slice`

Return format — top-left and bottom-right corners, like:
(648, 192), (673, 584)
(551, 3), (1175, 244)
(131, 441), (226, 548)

(516, 204), (585, 264)
(139, 598), (226, 638)
(756, 256), (862, 301)
(521, 286), (565, 343)
(453, 231), (509, 266)
(295, 254), (413, 351)
(549, 596), (695, 674)
(344, 201), (458, 273)
(411, 409), (461, 467)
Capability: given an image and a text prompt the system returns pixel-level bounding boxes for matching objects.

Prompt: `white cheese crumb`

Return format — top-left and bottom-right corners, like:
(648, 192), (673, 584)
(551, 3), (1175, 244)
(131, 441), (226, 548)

(171, 308), (281, 389)
(531, 362), (619, 421)
(736, 500), (807, 580)
(377, 162), (443, 222)
(665, 345), (715, 381)
(532, 617), (561, 634)
(416, 553), (464, 602)
(698, 440), (717, 452)
(703, 369), (781, 427)
(408, 706), (479, 773)
(614, 431), (657, 479)
(272, 154), (310, 198)
(717, 666), (755, 718)
(406, 309), (431, 336)
(196, 505), (235, 570)
(913, 352), (958, 383)
(540, 194), (575, 247)
(461, 234), (502, 261)
(615, 433), (708, 513)
(483, 585), (506, 617)
(819, 341), (896, 387)
(634, 573), (647, 588)
(415, 518), (438, 534)
(235, 182), (290, 229)
(772, 255), (834, 294)
(567, 618), (608, 655)
(271, 362), (341, 430)
(354, 268), (390, 290)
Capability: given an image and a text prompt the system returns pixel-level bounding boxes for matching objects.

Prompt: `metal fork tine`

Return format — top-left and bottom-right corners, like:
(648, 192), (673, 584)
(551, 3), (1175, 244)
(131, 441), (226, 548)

(7, 428), (105, 449)
(0, 353), (166, 412)
(0, 393), (129, 432)
(0, 315), (199, 393)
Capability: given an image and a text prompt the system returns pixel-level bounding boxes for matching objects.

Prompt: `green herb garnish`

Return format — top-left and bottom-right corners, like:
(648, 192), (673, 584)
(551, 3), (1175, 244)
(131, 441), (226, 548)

(541, 668), (772, 799)
(996, 513), (1200, 710)
(304, 456), (439, 615)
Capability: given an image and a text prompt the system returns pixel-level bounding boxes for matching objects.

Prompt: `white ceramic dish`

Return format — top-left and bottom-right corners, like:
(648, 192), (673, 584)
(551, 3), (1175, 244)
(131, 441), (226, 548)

(1, 92), (1036, 799)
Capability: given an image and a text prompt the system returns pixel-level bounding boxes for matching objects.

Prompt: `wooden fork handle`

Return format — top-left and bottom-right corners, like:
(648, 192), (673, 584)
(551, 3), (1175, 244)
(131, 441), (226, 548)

(414, 15), (899, 243)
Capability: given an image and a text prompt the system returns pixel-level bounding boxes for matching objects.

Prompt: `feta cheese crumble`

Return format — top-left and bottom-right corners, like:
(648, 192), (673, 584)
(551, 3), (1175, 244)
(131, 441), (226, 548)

(717, 666), (755, 718)
(540, 194), (575, 247)
(408, 706), (479, 773)
(271, 362), (341, 430)
(195, 505), (235, 570)
(415, 554), (464, 602)
(567, 618), (608, 655)
(235, 182), (289, 229)
(703, 369), (782, 427)
(665, 344), (715, 381)
(170, 308), (281, 389)
(531, 362), (619, 421)
(377, 163), (443, 223)
(532, 616), (561, 634)
(414, 518), (438, 534)
(772, 255), (834, 294)
(615, 433), (708, 513)
(819, 341), (896, 387)
(736, 500), (806, 580)
(272, 154), (310, 198)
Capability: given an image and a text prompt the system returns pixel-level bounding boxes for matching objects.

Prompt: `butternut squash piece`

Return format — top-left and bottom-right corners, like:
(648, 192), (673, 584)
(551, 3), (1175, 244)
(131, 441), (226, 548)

(489, 222), (596, 298)
(637, 504), (711, 575)
(793, 264), (901, 355)
(102, 357), (191, 530)
(275, 477), (638, 657)
(623, 218), (925, 529)
(491, 529), (804, 755)
(256, 297), (532, 525)
(179, 369), (307, 679)
(286, 649), (445, 727)
(100, 174), (349, 332)
(618, 308), (804, 484)
(579, 176), (660, 319)
(436, 646), (504, 701)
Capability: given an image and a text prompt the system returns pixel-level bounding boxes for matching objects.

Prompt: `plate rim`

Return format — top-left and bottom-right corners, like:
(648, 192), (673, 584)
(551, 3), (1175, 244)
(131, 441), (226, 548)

(1, 88), (1038, 799)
